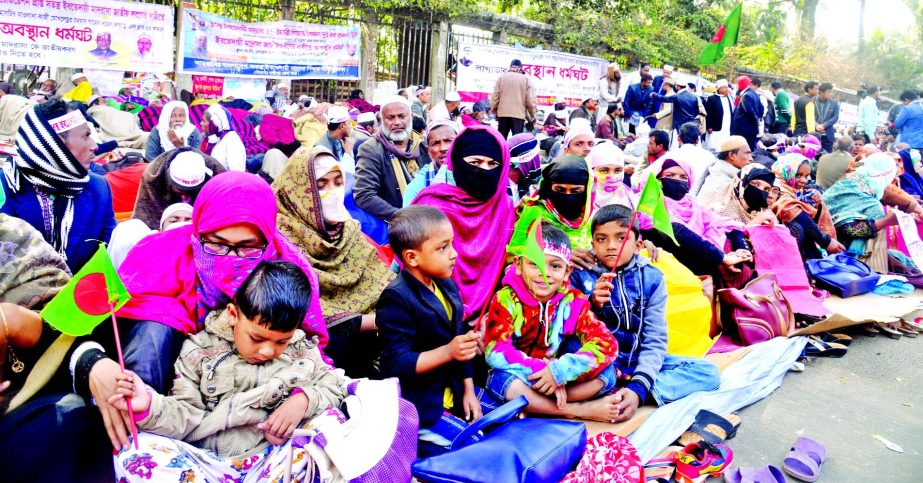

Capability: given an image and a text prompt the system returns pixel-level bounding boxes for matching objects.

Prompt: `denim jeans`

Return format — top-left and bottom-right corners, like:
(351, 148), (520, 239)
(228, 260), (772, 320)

(123, 320), (186, 394)
(650, 354), (721, 406)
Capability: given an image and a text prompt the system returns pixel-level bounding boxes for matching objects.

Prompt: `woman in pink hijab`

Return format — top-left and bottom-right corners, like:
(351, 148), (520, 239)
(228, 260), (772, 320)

(115, 171), (326, 392)
(412, 125), (515, 322)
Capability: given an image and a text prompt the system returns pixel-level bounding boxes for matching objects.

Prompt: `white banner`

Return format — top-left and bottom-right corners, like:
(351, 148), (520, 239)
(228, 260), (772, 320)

(0, 0), (174, 73)
(455, 42), (608, 109)
(178, 8), (360, 79)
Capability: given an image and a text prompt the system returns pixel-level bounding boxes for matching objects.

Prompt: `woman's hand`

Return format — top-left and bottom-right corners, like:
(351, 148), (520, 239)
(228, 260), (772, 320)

(747, 211), (776, 227)
(1, 303), (43, 349)
(826, 239), (846, 254)
(89, 358), (135, 450)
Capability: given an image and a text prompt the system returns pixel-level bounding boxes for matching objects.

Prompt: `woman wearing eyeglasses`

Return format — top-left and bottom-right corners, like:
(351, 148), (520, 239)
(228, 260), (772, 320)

(73, 171), (327, 453)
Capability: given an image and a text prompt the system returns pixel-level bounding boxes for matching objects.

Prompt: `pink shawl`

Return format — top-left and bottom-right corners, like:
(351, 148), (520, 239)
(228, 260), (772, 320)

(643, 155), (743, 249)
(412, 124), (515, 320)
(118, 171), (328, 348)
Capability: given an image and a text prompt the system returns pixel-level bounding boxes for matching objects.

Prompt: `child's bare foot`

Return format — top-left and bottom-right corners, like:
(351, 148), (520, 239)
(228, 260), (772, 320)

(573, 394), (620, 423)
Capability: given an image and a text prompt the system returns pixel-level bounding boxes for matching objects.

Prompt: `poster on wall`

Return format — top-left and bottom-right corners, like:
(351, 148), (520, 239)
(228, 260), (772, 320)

(454, 42), (608, 108)
(0, 0), (174, 73)
(178, 8), (360, 80)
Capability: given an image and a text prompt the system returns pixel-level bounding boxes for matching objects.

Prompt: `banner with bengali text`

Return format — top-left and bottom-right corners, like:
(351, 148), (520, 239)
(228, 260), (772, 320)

(178, 8), (360, 79)
(192, 74), (223, 97)
(455, 42), (608, 109)
(0, 0), (173, 73)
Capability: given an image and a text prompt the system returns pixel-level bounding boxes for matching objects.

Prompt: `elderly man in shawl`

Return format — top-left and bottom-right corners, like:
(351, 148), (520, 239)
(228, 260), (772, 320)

(1, 97), (115, 273)
(354, 95), (430, 222)
(695, 135), (752, 202)
(413, 125), (516, 322)
(144, 101), (203, 161)
(274, 146), (395, 376)
(132, 148), (225, 230)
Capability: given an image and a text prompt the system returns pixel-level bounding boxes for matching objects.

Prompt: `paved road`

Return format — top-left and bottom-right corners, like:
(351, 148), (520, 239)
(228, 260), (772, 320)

(719, 332), (923, 482)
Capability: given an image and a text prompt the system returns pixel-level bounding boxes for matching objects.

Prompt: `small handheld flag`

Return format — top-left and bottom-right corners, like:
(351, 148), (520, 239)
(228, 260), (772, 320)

(41, 245), (131, 336)
(41, 244), (139, 449)
(636, 172), (678, 245)
(507, 205), (549, 284)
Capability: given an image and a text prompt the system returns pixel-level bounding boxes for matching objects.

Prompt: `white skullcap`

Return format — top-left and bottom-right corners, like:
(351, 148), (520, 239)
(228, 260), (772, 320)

(357, 112), (376, 124)
(716, 79), (729, 89)
(326, 106), (350, 124)
(169, 151), (213, 189)
(444, 91), (461, 102)
(71, 72), (86, 82)
(382, 95), (411, 109)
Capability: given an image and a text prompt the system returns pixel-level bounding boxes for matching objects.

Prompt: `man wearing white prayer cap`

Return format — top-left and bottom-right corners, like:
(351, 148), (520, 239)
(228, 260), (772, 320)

(428, 91), (462, 123)
(354, 92), (428, 222)
(314, 105), (353, 162)
(704, 79), (734, 152)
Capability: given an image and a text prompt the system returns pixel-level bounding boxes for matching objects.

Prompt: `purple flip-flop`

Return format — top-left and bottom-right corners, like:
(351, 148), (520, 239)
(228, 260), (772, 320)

(724, 465), (787, 483)
(783, 436), (827, 482)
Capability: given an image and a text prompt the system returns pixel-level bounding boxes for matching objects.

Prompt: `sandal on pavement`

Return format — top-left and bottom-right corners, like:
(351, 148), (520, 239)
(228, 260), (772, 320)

(673, 442), (733, 483)
(783, 436), (828, 482)
(818, 332), (852, 346)
(893, 322), (918, 338)
(725, 465), (787, 483)
(804, 337), (848, 358)
(874, 322), (903, 340)
(678, 410), (741, 446)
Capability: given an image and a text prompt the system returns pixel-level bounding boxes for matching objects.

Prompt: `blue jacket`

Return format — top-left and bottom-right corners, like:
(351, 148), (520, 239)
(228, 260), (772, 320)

(653, 90), (700, 132)
(624, 83), (654, 122)
(377, 271), (473, 427)
(2, 173), (116, 273)
(570, 254), (668, 401)
(896, 101), (923, 148)
(731, 88), (764, 147)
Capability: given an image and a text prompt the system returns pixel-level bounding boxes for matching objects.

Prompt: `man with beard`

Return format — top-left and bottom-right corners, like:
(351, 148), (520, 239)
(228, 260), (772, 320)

(428, 91), (461, 122)
(354, 96), (430, 222)
(569, 97), (599, 133)
(704, 79), (734, 152)
(598, 62), (622, 122)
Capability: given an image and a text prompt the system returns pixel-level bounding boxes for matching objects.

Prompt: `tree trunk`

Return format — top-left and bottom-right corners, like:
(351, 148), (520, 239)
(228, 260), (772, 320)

(858, 0), (866, 55)
(799, 0), (820, 40)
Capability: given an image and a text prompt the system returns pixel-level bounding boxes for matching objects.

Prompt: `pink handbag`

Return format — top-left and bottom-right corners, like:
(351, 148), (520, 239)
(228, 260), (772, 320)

(717, 273), (795, 346)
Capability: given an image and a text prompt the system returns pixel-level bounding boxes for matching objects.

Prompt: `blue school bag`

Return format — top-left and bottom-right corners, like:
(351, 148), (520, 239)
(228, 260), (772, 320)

(411, 396), (587, 483)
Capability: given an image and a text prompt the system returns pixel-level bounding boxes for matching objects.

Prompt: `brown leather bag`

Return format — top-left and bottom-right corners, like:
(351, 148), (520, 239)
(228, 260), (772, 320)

(717, 273), (795, 346)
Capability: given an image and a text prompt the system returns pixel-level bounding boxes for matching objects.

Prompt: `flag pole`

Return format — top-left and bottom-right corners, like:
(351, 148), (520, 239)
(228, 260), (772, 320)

(609, 209), (640, 275)
(109, 302), (140, 450)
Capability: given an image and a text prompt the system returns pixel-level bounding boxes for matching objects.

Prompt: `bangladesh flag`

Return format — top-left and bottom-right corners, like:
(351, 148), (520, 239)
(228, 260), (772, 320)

(507, 205), (549, 283)
(41, 245), (131, 336)
(700, 2), (742, 65)
(637, 172), (678, 245)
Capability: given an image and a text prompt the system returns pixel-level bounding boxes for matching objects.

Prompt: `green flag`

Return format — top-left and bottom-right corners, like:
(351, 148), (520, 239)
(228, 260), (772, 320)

(41, 245), (131, 336)
(700, 2), (742, 65)
(507, 205), (548, 283)
(637, 172), (678, 245)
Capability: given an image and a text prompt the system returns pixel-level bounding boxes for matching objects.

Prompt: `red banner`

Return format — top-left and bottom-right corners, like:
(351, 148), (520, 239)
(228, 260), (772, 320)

(192, 75), (224, 98)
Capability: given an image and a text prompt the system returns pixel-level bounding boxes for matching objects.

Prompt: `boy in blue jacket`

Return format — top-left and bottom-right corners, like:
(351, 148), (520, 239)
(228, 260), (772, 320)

(571, 204), (720, 422)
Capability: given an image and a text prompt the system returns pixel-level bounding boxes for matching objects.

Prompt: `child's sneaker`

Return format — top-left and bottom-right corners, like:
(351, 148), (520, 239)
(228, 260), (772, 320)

(673, 441), (733, 483)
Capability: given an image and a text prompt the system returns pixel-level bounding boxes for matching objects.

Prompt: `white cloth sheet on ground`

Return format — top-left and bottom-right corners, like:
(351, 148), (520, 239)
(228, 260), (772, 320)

(628, 336), (808, 462)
